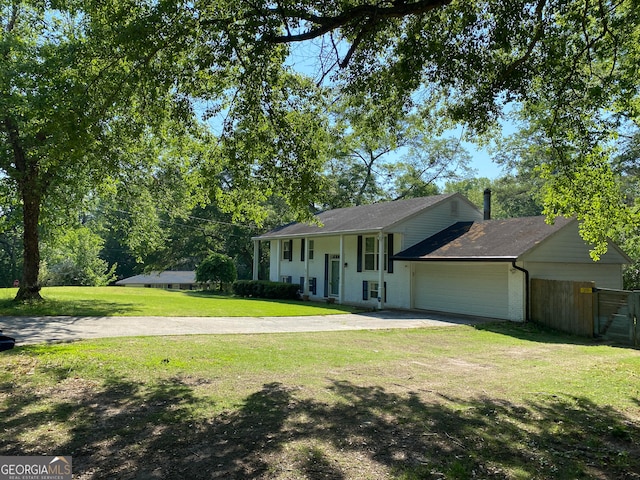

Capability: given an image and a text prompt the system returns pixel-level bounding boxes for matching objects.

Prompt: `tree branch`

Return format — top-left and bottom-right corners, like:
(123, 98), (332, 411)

(261, 0), (453, 43)
(495, 0), (547, 88)
(4, 3), (19, 32)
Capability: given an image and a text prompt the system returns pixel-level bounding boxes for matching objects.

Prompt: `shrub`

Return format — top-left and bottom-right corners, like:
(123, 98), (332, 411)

(41, 228), (116, 286)
(233, 280), (299, 300)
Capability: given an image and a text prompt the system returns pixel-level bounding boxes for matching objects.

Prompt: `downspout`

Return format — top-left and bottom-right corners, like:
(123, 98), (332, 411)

(511, 261), (530, 322)
(339, 234), (345, 304)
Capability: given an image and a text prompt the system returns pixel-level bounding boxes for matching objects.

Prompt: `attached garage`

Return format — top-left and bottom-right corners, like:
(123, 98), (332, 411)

(395, 216), (629, 322)
(413, 262), (510, 319)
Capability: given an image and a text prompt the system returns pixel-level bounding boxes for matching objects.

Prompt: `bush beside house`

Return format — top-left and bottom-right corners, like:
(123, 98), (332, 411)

(233, 280), (299, 300)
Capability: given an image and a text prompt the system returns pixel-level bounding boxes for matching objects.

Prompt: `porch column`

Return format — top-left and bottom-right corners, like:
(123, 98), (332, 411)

(252, 240), (260, 280)
(304, 237), (310, 296)
(378, 232), (385, 310)
(274, 240), (281, 282)
(339, 234), (345, 303)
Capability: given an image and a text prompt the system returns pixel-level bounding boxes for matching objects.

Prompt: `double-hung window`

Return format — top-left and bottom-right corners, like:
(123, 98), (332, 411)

(282, 240), (291, 260)
(369, 281), (379, 300)
(363, 236), (388, 271)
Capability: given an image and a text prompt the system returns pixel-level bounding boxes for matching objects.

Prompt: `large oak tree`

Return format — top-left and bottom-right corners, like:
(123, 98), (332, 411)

(0, 0), (329, 300)
(179, 0), (638, 255)
(0, 1), (190, 300)
(2, 0), (638, 301)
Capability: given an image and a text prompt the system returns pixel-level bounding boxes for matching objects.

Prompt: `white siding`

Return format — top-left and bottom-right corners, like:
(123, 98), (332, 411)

(508, 265), (526, 322)
(393, 197), (482, 250)
(525, 262), (623, 289)
(385, 261), (413, 309)
(269, 240), (280, 282)
(306, 236), (340, 298)
(271, 233), (414, 309)
(413, 262), (510, 319)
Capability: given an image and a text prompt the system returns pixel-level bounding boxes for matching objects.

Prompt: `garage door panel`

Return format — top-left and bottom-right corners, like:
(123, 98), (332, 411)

(414, 263), (509, 319)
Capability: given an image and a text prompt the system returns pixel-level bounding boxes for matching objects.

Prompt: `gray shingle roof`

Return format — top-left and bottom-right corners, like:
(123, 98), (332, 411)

(255, 194), (459, 239)
(115, 271), (197, 285)
(393, 216), (574, 261)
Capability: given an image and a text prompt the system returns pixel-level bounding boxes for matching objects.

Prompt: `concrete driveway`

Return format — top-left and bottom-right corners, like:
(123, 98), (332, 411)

(0, 310), (496, 346)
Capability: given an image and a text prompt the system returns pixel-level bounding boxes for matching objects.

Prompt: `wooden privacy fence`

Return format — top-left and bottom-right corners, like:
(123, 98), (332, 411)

(531, 279), (639, 346)
(531, 279), (595, 337)
(594, 288), (639, 346)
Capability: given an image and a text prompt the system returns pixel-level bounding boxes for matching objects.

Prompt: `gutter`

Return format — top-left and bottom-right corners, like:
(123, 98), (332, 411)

(391, 256), (516, 262)
(511, 261), (530, 322)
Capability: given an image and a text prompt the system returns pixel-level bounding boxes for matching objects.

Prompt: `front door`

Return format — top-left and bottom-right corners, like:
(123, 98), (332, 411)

(330, 255), (340, 297)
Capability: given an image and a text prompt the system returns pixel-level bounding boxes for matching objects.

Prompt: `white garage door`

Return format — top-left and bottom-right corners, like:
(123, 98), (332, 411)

(414, 262), (509, 319)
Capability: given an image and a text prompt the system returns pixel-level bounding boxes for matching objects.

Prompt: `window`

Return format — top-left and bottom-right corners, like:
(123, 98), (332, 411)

(308, 240), (314, 260)
(364, 237), (376, 270)
(369, 281), (379, 300)
(282, 240), (291, 260)
(281, 275), (292, 283)
(363, 236), (388, 271)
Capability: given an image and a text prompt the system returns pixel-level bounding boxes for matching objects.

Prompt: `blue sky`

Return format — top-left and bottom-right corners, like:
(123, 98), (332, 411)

(286, 42), (511, 183)
(464, 142), (504, 180)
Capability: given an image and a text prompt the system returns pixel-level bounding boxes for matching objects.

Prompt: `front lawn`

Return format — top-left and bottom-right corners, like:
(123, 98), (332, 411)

(0, 286), (356, 317)
(1, 322), (639, 479)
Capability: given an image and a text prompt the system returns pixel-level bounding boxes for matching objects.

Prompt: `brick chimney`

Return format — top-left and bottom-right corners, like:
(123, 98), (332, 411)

(483, 188), (491, 220)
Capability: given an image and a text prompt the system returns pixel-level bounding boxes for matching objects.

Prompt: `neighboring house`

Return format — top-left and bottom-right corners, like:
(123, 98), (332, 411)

(115, 271), (198, 290)
(252, 193), (630, 322)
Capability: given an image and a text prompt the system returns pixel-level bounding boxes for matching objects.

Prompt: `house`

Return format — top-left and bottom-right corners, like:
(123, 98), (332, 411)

(115, 271), (198, 290)
(252, 192), (630, 322)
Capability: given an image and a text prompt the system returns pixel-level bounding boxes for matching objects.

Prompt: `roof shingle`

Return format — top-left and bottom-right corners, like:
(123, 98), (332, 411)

(255, 194), (457, 239)
(393, 216), (574, 261)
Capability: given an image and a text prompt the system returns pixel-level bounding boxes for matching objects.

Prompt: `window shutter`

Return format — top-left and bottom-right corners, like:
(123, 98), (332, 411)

(357, 235), (363, 272)
(387, 234), (394, 273)
(362, 281), (369, 300)
(310, 277), (317, 295)
(287, 276), (292, 283)
(384, 281), (387, 302)
(323, 254), (329, 297)
(300, 238), (305, 261)
(299, 277), (305, 291)
(289, 239), (293, 262)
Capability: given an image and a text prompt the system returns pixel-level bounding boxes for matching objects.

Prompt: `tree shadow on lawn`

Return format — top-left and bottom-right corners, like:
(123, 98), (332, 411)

(0, 298), (138, 317)
(2, 374), (639, 479)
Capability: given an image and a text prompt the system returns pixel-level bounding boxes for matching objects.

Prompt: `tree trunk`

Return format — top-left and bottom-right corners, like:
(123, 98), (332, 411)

(15, 184), (43, 301)
(16, 182), (42, 300)
(5, 116), (44, 301)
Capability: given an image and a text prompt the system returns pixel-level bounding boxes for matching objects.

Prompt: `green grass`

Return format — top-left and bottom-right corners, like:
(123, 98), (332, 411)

(1, 322), (639, 479)
(0, 286), (357, 317)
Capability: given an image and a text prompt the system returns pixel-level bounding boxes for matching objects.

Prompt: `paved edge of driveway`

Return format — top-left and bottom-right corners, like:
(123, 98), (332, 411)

(0, 310), (500, 346)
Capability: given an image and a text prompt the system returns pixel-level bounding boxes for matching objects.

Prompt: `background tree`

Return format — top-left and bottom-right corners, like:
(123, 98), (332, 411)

(40, 226), (116, 287)
(322, 97), (473, 207)
(196, 253), (238, 291)
(388, 137), (474, 200)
